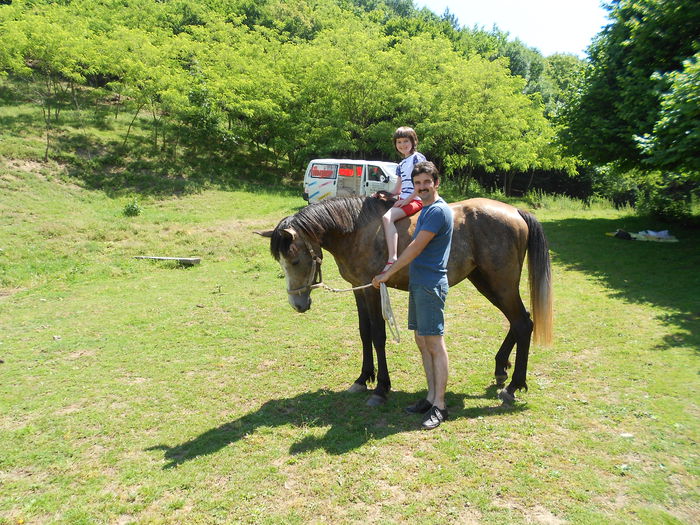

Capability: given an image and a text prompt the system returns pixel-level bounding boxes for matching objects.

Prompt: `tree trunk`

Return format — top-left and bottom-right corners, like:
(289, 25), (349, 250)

(122, 102), (145, 148)
(525, 170), (535, 194)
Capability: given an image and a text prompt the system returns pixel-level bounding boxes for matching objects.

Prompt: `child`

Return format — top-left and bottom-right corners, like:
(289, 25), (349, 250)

(379, 126), (426, 273)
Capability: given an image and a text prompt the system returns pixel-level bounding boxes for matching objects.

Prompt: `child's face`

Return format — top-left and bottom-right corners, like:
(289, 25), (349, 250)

(395, 137), (414, 157)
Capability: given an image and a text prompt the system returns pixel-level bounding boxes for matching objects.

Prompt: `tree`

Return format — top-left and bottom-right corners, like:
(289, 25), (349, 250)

(636, 52), (700, 178)
(0, 0), (577, 192)
(0, 5), (104, 159)
(541, 53), (585, 119)
(392, 35), (573, 194)
(560, 0), (700, 218)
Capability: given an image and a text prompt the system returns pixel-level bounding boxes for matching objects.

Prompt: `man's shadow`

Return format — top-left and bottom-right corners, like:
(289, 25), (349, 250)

(147, 385), (527, 469)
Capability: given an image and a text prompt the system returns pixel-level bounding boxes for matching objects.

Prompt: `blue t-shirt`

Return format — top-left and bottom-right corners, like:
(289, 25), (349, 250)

(409, 198), (453, 287)
(396, 152), (426, 199)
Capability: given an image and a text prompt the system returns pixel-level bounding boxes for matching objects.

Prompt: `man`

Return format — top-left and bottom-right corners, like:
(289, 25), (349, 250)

(372, 161), (453, 430)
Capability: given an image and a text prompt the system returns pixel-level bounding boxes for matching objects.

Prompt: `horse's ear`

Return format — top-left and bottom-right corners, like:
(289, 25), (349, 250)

(254, 230), (274, 237)
(283, 227), (298, 240)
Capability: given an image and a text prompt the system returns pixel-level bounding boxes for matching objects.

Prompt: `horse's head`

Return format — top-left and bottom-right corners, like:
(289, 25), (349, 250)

(256, 221), (323, 313)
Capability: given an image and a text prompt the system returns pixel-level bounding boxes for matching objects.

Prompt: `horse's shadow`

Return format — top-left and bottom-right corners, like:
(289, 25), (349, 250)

(147, 385), (527, 469)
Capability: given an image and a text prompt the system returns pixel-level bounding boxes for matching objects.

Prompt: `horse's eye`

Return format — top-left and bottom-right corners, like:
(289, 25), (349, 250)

(291, 259), (300, 266)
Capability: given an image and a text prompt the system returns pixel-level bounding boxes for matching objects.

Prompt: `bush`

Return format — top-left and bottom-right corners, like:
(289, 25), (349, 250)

(122, 198), (141, 217)
(636, 183), (693, 222)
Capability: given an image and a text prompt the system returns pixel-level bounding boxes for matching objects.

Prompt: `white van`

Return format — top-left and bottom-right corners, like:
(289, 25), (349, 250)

(302, 159), (399, 203)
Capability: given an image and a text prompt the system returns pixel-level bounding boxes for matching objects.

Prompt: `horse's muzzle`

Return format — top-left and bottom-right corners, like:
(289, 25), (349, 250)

(288, 294), (311, 313)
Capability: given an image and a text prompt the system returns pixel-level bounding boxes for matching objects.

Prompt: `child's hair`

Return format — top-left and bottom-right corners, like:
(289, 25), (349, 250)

(392, 126), (418, 154)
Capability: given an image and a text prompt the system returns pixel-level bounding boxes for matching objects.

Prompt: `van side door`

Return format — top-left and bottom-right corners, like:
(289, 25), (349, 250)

(337, 163), (363, 197)
(364, 163), (393, 196)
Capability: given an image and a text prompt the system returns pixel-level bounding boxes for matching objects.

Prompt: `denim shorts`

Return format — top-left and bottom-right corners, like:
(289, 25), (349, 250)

(407, 282), (449, 336)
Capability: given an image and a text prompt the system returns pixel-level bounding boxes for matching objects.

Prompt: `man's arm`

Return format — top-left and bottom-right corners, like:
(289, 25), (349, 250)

(372, 229), (436, 287)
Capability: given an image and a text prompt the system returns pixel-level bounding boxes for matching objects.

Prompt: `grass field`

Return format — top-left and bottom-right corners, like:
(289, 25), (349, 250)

(1, 159), (698, 524)
(1, 76), (699, 524)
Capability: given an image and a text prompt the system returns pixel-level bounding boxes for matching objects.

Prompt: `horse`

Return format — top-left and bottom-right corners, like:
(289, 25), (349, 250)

(257, 195), (552, 406)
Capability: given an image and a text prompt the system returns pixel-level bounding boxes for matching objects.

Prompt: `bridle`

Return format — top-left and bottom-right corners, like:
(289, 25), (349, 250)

(286, 238), (324, 296)
(280, 232), (399, 342)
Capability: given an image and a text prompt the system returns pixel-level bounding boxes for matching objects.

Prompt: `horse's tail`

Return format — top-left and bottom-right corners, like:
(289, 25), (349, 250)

(518, 209), (553, 346)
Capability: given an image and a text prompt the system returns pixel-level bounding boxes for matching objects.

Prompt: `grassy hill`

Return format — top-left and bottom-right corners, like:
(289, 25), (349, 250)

(1, 77), (699, 524)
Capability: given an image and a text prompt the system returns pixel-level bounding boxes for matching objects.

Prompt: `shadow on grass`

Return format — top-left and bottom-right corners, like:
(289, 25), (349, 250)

(0, 110), (40, 132)
(543, 215), (700, 353)
(0, 79), (302, 197)
(55, 138), (304, 198)
(147, 386), (526, 468)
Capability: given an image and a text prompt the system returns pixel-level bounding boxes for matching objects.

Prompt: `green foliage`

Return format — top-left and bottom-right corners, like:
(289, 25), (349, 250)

(542, 53), (586, 119)
(122, 197), (142, 216)
(500, 38), (546, 94)
(634, 171), (695, 222)
(636, 52), (700, 177)
(560, 0), (700, 218)
(565, 0), (700, 166)
(0, 0), (576, 193)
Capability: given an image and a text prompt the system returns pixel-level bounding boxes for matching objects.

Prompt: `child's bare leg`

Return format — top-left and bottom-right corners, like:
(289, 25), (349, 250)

(381, 207), (407, 272)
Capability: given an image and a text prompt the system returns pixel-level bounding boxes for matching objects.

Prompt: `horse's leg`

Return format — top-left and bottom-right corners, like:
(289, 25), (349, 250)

(347, 289), (375, 393)
(467, 270), (515, 387)
(362, 287), (390, 406)
(494, 330), (516, 387)
(468, 269), (533, 402)
(500, 303), (533, 402)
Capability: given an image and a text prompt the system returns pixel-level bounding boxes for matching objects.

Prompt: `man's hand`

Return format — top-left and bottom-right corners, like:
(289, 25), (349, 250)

(372, 272), (389, 288)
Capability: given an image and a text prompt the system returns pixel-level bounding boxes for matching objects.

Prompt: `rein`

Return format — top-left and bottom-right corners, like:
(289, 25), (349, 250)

(285, 239), (399, 342)
(314, 281), (400, 343)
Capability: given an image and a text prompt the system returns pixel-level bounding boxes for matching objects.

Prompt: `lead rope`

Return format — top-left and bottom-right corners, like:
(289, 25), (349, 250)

(315, 282), (400, 343)
(380, 283), (400, 343)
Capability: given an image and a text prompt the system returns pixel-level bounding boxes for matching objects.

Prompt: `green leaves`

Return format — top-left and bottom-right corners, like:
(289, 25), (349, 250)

(0, 0), (572, 188)
(560, 0), (700, 218)
(637, 53), (700, 178)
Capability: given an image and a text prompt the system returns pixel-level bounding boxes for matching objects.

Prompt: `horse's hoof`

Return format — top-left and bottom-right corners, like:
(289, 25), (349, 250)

(366, 394), (386, 407)
(498, 388), (516, 406)
(346, 382), (368, 393)
(495, 375), (508, 388)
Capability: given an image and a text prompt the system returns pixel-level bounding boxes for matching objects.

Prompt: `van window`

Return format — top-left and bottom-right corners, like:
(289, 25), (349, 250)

(339, 164), (363, 177)
(310, 164), (337, 179)
(367, 165), (384, 182)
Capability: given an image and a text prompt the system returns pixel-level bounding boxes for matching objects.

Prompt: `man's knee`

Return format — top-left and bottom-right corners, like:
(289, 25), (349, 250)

(423, 335), (446, 355)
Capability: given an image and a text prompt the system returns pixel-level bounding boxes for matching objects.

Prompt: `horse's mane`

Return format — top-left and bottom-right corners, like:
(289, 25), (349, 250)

(270, 196), (390, 259)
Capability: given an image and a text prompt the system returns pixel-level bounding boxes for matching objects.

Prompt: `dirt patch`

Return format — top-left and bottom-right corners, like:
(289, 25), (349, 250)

(120, 375), (148, 385)
(492, 499), (568, 524)
(7, 159), (46, 174)
(67, 349), (97, 360)
(194, 218), (276, 237)
(0, 287), (25, 299)
(530, 505), (568, 524)
(55, 403), (84, 415)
